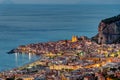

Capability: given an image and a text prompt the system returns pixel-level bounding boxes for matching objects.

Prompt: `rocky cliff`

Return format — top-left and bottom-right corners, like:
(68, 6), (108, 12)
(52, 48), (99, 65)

(92, 14), (120, 44)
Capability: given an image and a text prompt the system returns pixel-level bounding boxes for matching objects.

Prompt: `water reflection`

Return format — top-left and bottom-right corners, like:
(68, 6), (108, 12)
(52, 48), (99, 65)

(29, 53), (31, 61)
(15, 53), (18, 67)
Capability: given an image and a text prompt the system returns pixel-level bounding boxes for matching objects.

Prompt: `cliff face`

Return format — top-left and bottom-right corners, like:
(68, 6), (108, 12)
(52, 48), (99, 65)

(92, 15), (120, 44)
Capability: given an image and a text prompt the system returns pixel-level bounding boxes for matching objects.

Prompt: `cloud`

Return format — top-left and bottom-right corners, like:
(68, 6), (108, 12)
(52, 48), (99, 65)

(1, 0), (14, 4)
(0, 0), (120, 4)
(11, 0), (81, 4)
(80, 0), (120, 4)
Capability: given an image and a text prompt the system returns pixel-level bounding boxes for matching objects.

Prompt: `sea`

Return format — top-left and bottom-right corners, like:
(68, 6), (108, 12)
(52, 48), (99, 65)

(0, 4), (120, 72)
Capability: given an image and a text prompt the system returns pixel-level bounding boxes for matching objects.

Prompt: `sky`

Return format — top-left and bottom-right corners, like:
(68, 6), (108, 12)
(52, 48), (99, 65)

(0, 0), (120, 4)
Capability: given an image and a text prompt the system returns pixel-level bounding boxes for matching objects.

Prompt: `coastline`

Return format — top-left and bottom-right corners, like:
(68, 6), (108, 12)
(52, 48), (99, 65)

(1, 14), (120, 79)
(0, 35), (120, 79)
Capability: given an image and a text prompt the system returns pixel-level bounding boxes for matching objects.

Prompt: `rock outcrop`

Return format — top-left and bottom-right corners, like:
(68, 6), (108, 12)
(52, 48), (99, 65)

(92, 14), (120, 44)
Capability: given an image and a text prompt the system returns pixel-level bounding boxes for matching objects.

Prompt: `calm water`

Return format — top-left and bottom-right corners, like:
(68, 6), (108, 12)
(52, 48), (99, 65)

(0, 4), (120, 71)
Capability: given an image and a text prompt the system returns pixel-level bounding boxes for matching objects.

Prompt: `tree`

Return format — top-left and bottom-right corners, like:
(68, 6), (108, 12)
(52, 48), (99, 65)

(118, 66), (120, 71)
(110, 68), (117, 72)
(16, 78), (23, 80)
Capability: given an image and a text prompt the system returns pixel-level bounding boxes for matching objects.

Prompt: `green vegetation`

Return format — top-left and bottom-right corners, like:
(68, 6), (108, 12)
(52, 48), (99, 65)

(102, 14), (120, 24)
